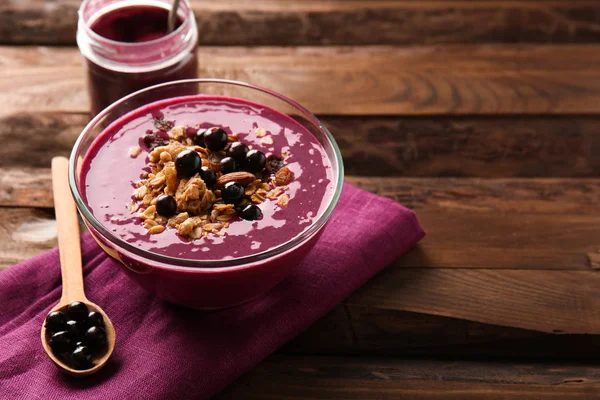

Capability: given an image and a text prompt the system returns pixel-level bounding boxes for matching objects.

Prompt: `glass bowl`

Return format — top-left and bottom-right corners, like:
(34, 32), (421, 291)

(69, 79), (344, 309)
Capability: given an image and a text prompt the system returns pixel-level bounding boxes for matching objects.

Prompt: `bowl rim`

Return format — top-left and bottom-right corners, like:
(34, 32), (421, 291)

(69, 78), (344, 271)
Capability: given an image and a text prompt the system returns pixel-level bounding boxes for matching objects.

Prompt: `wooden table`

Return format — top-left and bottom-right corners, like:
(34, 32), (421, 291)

(2, 1), (600, 398)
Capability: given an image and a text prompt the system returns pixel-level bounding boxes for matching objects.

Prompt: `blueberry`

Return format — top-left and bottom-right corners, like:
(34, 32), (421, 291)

(199, 166), (216, 188)
(85, 326), (108, 354)
(203, 127), (228, 151)
(220, 157), (238, 174)
(237, 204), (262, 221)
(244, 150), (266, 173)
(87, 311), (104, 328)
(221, 182), (245, 204)
(156, 194), (177, 217)
(66, 320), (85, 341)
(175, 149), (201, 178)
(71, 345), (93, 370)
(67, 302), (88, 321)
(193, 128), (207, 147)
(45, 311), (67, 334)
(227, 141), (249, 161)
(266, 155), (285, 174)
(49, 331), (73, 354)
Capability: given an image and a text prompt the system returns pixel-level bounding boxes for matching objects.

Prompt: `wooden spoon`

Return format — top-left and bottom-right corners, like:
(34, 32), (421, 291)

(40, 157), (116, 376)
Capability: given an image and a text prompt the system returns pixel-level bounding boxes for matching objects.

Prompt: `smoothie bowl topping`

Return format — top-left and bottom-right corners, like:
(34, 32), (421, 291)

(129, 123), (294, 240)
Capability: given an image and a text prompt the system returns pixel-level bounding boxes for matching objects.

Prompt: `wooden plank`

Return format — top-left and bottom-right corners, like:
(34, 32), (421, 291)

(348, 177), (600, 214)
(323, 116), (600, 178)
(286, 306), (600, 359)
(3, 1), (600, 46)
(216, 355), (600, 399)
(6, 112), (600, 178)
(0, 112), (84, 170)
(0, 168), (54, 208)
(348, 269), (600, 334)
(3, 45), (600, 116)
(2, 174), (600, 270)
(406, 210), (600, 270)
(0, 207), (56, 269)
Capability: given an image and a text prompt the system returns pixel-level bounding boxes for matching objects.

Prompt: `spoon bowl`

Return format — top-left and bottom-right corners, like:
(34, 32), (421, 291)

(41, 157), (116, 376)
(41, 300), (116, 376)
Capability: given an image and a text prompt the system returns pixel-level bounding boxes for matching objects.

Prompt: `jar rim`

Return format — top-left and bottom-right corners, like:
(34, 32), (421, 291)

(77, 0), (198, 73)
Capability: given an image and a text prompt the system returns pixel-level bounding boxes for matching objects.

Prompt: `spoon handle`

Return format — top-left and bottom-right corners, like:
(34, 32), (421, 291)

(168, 0), (181, 33)
(51, 157), (86, 304)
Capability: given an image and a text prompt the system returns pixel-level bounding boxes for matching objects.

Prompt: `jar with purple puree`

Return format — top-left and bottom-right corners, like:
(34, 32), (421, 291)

(76, 0), (198, 116)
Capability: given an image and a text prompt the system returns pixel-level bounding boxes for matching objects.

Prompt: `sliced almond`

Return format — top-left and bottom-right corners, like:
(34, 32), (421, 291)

(203, 223), (223, 232)
(267, 188), (283, 199)
(213, 203), (234, 212)
(177, 218), (196, 236)
(256, 127), (267, 137)
(261, 136), (274, 145)
(134, 185), (149, 200)
(144, 219), (158, 229)
(168, 212), (189, 227)
(148, 225), (166, 235)
(129, 147), (142, 158)
(277, 194), (290, 207)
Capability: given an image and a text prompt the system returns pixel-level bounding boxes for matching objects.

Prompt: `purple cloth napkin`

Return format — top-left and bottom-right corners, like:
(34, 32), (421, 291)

(0, 183), (424, 399)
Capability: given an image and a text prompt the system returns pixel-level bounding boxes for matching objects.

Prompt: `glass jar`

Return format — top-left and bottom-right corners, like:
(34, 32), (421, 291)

(76, 0), (198, 116)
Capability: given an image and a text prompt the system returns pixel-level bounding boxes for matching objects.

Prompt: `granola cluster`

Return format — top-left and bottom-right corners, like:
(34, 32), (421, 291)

(128, 120), (293, 240)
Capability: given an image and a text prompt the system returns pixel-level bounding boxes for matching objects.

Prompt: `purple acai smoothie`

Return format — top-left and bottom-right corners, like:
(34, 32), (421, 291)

(81, 95), (335, 262)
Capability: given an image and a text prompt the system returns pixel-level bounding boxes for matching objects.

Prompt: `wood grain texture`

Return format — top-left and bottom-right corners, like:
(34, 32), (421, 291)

(349, 268), (600, 334)
(0, 168), (54, 207)
(216, 356), (600, 399)
(3, 45), (600, 116)
(2, 172), (600, 270)
(0, 207), (56, 269)
(6, 112), (600, 178)
(0, 112), (84, 169)
(409, 210), (600, 270)
(348, 177), (600, 214)
(323, 116), (600, 177)
(3, 1), (600, 46)
(286, 306), (600, 359)
(51, 157), (86, 304)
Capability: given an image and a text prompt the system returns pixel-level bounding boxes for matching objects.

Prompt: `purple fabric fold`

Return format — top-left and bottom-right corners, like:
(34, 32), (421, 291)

(0, 183), (424, 399)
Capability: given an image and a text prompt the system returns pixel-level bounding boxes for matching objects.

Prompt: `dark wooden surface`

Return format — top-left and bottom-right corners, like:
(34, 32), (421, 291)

(1, 1), (600, 398)
(4, 45), (600, 115)
(4, 1), (600, 46)
(217, 357), (600, 399)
